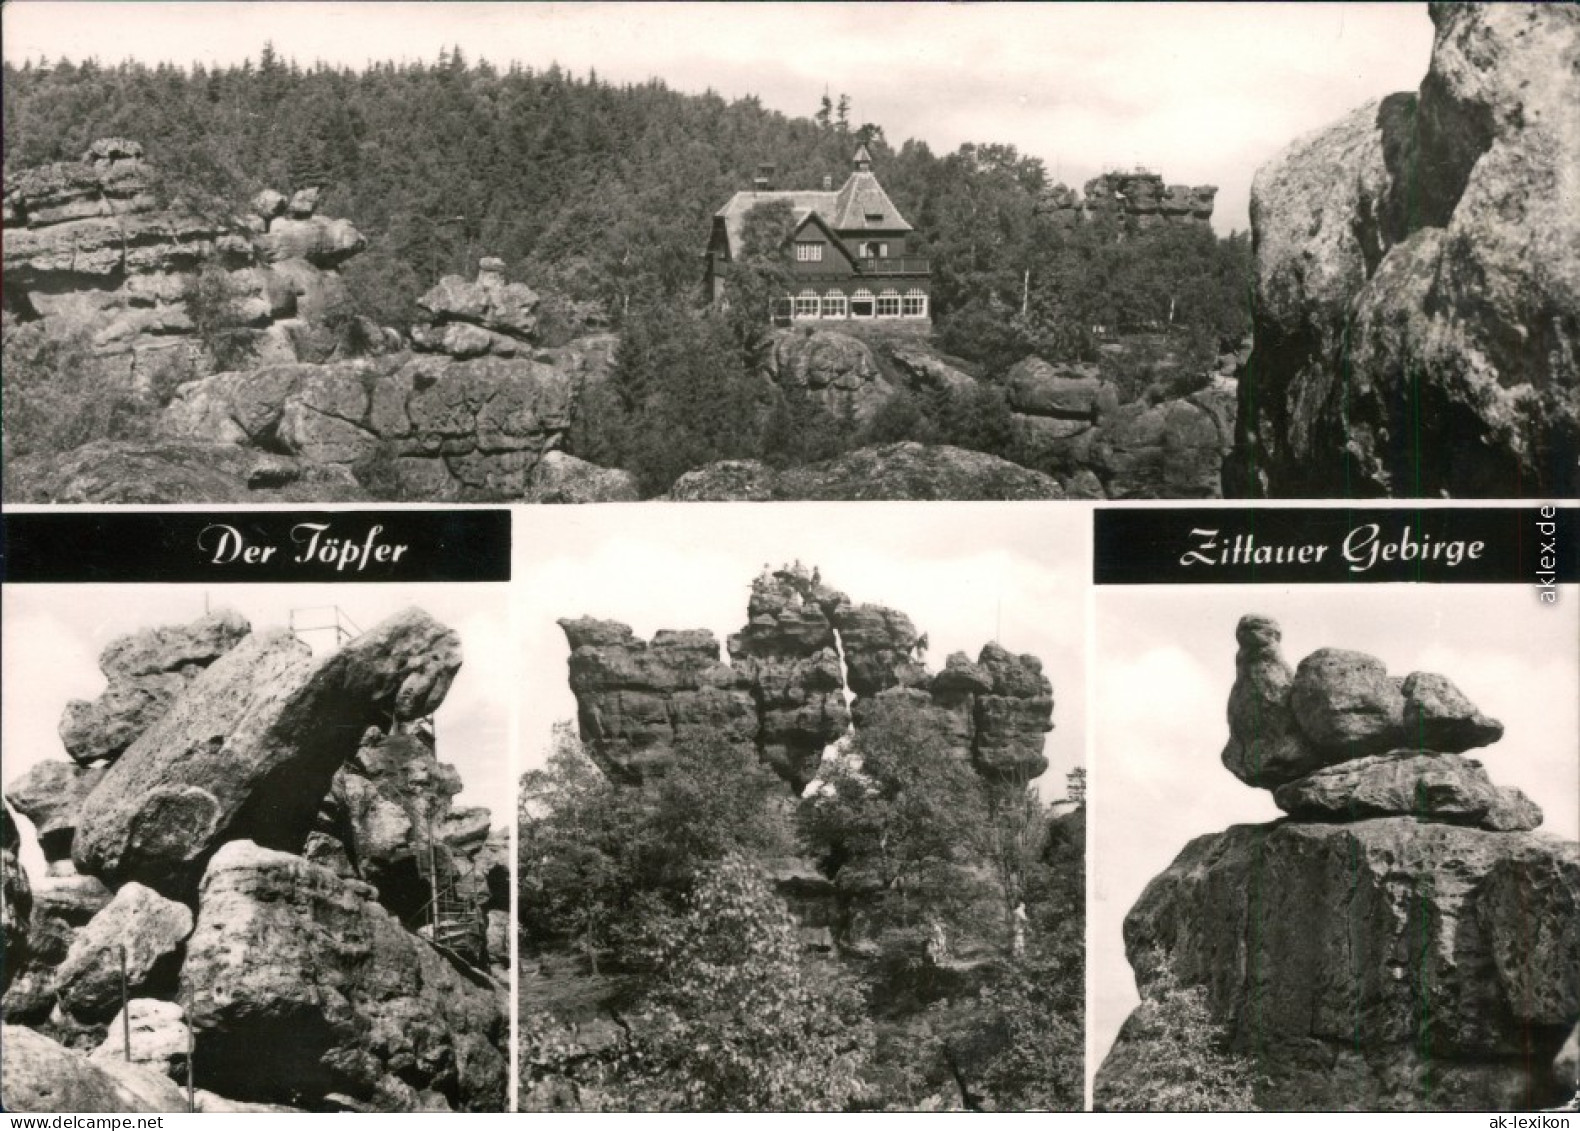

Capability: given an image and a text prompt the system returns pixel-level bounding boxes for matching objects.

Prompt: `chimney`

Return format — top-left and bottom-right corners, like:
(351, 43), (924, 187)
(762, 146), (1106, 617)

(754, 162), (776, 192)
(822, 174), (833, 191)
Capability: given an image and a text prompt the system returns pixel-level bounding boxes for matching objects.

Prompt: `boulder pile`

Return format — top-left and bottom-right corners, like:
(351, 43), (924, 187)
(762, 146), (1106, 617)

(2, 608), (508, 1112)
(1095, 614), (1579, 1110)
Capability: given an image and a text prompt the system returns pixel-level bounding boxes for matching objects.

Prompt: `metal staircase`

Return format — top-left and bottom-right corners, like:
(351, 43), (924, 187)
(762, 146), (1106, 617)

(415, 838), (488, 964)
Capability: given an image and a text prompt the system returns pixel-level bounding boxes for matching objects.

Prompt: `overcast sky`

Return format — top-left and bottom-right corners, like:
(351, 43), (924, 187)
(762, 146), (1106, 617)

(1, 2), (1437, 234)
(516, 502), (1086, 797)
(1089, 584), (1580, 1077)
(2, 583), (513, 881)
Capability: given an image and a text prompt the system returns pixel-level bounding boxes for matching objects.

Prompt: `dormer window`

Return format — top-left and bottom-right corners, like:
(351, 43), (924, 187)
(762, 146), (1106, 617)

(865, 213), (884, 222)
(795, 242), (824, 262)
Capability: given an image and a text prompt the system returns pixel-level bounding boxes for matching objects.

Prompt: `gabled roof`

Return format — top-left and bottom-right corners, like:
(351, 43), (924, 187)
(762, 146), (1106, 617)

(714, 164), (914, 258)
(715, 189), (839, 260)
(791, 211), (859, 267)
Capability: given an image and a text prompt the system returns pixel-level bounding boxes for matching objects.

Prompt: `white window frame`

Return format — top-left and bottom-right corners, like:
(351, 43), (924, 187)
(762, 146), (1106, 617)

(903, 288), (928, 318)
(795, 289), (821, 319)
(822, 291), (847, 319)
(795, 241), (824, 263)
(876, 289), (901, 318)
(850, 288), (875, 319)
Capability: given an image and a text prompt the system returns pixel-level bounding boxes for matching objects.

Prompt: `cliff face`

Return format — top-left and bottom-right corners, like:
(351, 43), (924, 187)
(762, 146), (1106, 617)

(1228, 4), (1580, 498)
(3, 140), (378, 391)
(2, 608), (508, 1113)
(1095, 615), (1580, 1111)
(561, 564), (1052, 791)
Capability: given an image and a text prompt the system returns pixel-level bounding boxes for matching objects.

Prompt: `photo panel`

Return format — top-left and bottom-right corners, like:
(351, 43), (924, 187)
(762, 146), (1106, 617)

(1, 511), (514, 1113)
(1089, 505), (1580, 1112)
(513, 501), (1086, 1111)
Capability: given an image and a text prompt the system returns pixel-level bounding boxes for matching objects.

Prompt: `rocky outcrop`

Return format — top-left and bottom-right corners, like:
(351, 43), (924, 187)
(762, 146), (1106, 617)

(412, 257), (539, 358)
(3, 806), (31, 993)
(665, 444), (1067, 501)
(766, 329), (894, 423)
(1005, 354), (1236, 499)
(3, 605), (504, 1111)
(4, 439), (371, 505)
(52, 883), (193, 1022)
(160, 352), (574, 500)
(1098, 614), (1577, 1110)
(563, 565), (1052, 790)
(1, 1023), (188, 1113)
(74, 609), (461, 897)
(1228, 5), (1580, 498)
(58, 609), (250, 765)
(182, 841), (506, 1112)
(3, 140), (373, 391)
(1036, 171), (1216, 229)
(91, 998), (191, 1083)
(1221, 615), (1504, 789)
(524, 451), (640, 503)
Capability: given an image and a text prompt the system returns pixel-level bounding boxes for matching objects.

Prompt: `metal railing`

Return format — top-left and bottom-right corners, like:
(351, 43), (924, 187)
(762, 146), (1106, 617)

(288, 605), (364, 648)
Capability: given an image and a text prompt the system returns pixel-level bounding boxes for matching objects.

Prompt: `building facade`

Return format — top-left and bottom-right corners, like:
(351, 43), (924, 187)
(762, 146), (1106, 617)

(706, 145), (931, 325)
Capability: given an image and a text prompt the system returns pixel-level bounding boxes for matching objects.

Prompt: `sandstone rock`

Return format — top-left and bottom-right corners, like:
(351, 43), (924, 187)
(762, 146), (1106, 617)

(2, 1024), (187, 1112)
(287, 186), (321, 218)
(777, 442), (1064, 501)
(194, 1090), (301, 1113)
(416, 264), (539, 348)
(259, 217), (367, 269)
(883, 343), (977, 392)
(727, 572), (851, 788)
(1092, 392), (1230, 499)
(52, 882), (193, 1021)
(1005, 357), (1114, 420)
(1036, 173), (1216, 228)
(1108, 818), (1580, 1109)
(833, 603), (924, 697)
(90, 998), (190, 1083)
(1484, 786), (1545, 834)
(970, 643), (1054, 781)
(4, 439), (371, 505)
(73, 610), (462, 896)
(1230, 5), (1580, 498)
(666, 459), (778, 501)
(58, 609), (250, 765)
(1289, 648), (1407, 757)
(1220, 615), (1320, 788)
(251, 189), (287, 221)
(3, 806), (31, 993)
(767, 329), (892, 422)
(561, 619), (757, 785)
(1400, 671), (1504, 751)
(182, 841), (506, 1111)
(5, 763), (108, 861)
(524, 451), (640, 503)
(1271, 750), (1539, 831)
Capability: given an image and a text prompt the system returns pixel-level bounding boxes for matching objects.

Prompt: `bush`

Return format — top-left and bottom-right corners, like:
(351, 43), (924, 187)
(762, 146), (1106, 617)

(182, 264), (254, 371)
(1, 324), (165, 461)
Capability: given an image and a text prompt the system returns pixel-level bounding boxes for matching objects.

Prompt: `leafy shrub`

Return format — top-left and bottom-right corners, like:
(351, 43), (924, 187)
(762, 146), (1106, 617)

(1, 324), (164, 461)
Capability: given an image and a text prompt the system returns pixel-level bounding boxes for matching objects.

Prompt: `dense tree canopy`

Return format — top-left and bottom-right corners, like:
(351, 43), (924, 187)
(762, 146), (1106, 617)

(5, 49), (1250, 369)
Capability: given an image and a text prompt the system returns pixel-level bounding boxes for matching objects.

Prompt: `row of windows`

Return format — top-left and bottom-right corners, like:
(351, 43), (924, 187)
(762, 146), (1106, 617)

(796, 240), (890, 260)
(787, 288), (928, 320)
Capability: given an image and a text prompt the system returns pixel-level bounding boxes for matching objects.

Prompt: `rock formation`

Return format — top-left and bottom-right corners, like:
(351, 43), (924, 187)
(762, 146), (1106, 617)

(1035, 171), (1217, 229)
(1, 606), (508, 1112)
(667, 442), (1066, 501)
(3, 805), (31, 994)
(1005, 354), (1237, 498)
(2, 140), (376, 391)
(1096, 614), (1579, 1110)
(2, 1024), (189, 1113)
(1228, 5), (1580, 498)
(181, 841), (505, 1112)
(562, 565), (1052, 791)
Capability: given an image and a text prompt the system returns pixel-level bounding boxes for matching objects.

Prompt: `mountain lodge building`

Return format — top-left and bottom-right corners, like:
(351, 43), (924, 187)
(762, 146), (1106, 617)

(707, 145), (931, 325)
